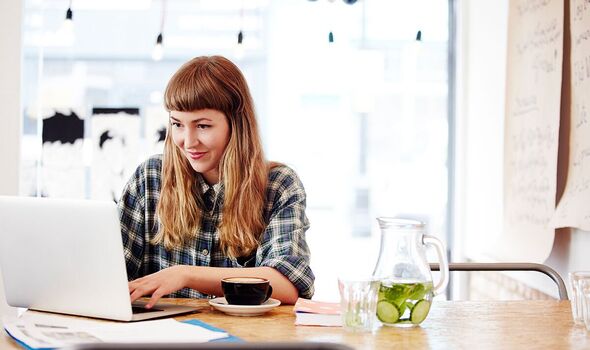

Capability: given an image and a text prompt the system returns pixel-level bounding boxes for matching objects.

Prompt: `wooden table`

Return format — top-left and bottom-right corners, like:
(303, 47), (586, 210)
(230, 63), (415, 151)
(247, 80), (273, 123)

(2, 300), (589, 349)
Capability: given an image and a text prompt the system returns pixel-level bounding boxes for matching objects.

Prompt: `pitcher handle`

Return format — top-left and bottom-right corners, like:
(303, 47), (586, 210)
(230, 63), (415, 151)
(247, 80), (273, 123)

(423, 234), (449, 296)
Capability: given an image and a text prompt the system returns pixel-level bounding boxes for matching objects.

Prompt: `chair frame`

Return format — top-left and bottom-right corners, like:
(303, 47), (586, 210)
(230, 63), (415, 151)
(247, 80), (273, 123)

(429, 262), (568, 300)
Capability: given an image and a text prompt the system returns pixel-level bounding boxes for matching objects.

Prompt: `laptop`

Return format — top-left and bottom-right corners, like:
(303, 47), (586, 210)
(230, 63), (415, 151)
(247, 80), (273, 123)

(0, 196), (198, 321)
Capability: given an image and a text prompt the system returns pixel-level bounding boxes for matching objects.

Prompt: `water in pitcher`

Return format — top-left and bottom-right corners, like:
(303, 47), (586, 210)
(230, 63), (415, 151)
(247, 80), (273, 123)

(376, 279), (434, 326)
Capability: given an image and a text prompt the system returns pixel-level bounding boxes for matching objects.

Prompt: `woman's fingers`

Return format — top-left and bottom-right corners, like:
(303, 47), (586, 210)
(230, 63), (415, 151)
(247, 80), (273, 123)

(146, 289), (166, 309)
(126, 267), (184, 306)
(130, 293), (140, 303)
(129, 281), (156, 303)
(128, 276), (146, 292)
(128, 281), (138, 293)
(130, 288), (148, 303)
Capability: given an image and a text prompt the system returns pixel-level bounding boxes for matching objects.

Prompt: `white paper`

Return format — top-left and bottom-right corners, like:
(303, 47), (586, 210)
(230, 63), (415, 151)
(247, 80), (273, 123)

(89, 320), (226, 343)
(500, 0), (563, 261)
(294, 312), (341, 327)
(552, 0), (590, 230)
(3, 312), (227, 349)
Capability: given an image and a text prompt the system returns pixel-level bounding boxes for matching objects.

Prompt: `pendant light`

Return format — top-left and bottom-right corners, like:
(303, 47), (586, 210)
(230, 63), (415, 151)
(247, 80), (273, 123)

(152, 0), (167, 61)
(152, 33), (163, 61)
(234, 1), (245, 59)
(64, 1), (73, 25)
(60, 0), (74, 36)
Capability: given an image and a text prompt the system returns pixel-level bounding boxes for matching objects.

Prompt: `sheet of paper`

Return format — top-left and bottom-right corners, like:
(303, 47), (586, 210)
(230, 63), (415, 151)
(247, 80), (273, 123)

(553, 0), (590, 230)
(3, 311), (228, 349)
(89, 319), (227, 343)
(500, 0), (563, 261)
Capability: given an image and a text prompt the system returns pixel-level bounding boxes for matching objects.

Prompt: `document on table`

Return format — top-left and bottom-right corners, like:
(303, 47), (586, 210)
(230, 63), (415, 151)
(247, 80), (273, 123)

(3, 311), (228, 349)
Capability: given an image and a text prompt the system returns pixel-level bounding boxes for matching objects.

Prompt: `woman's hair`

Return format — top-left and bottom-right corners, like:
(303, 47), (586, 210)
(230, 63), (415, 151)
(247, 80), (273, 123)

(154, 55), (267, 258)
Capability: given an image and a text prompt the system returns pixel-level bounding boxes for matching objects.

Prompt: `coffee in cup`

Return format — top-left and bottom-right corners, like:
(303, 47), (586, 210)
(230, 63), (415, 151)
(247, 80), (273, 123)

(221, 277), (273, 305)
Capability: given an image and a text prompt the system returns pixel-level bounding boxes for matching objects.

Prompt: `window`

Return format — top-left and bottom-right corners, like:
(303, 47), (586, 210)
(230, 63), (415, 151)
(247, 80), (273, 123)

(21, 0), (451, 300)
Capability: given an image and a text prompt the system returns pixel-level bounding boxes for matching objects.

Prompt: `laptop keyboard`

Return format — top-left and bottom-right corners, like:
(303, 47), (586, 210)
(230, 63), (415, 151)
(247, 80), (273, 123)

(132, 306), (163, 314)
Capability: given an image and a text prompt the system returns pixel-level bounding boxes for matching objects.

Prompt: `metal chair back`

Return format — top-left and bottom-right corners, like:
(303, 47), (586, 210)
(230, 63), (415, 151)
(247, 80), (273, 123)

(430, 262), (568, 300)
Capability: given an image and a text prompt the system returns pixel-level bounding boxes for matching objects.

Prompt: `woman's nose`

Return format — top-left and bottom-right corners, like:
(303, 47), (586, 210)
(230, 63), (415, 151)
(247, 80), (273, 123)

(184, 127), (200, 147)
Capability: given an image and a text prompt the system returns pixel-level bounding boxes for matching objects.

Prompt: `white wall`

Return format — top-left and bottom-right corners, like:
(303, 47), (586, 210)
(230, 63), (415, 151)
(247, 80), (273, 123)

(0, 0), (22, 318)
(457, 0), (590, 299)
(455, 0), (507, 263)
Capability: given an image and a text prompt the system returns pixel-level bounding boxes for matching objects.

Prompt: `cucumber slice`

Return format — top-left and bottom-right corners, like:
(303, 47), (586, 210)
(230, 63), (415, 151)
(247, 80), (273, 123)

(376, 300), (399, 323)
(410, 300), (431, 324)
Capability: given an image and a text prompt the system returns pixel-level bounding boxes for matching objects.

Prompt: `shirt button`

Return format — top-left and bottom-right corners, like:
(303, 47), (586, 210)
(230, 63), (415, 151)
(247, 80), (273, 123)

(202, 249), (209, 256)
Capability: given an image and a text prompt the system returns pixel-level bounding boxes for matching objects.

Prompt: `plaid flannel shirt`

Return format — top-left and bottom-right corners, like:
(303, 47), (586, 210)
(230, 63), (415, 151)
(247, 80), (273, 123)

(118, 155), (314, 299)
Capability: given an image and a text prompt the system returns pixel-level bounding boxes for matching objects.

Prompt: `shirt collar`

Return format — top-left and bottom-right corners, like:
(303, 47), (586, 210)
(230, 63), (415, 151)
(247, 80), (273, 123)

(196, 173), (223, 196)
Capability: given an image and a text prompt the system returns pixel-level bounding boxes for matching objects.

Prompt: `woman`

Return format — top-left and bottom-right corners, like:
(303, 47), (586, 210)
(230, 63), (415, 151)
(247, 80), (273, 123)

(118, 56), (314, 308)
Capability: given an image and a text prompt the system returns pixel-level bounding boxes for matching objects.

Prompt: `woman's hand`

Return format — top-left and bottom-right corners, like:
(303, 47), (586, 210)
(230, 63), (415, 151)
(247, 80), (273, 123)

(129, 265), (189, 308)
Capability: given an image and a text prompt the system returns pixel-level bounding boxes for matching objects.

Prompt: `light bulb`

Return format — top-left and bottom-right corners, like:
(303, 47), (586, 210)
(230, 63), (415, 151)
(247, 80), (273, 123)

(152, 44), (163, 61)
(62, 18), (74, 32)
(60, 18), (74, 36)
(234, 43), (245, 60)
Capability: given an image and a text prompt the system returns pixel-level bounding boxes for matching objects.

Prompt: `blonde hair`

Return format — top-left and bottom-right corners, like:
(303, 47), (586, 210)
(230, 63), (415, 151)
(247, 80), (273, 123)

(154, 56), (267, 258)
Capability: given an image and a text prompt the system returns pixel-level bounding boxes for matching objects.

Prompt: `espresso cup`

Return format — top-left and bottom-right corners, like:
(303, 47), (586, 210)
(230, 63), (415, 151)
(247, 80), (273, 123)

(221, 277), (273, 305)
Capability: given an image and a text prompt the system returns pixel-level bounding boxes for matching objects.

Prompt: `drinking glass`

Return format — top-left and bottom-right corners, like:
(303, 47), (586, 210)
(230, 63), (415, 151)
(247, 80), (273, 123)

(338, 277), (380, 332)
(581, 279), (590, 331)
(568, 271), (590, 325)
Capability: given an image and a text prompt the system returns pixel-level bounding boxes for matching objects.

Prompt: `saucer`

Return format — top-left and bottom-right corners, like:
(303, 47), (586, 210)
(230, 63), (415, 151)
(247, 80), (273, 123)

(208, 297), (281, 316)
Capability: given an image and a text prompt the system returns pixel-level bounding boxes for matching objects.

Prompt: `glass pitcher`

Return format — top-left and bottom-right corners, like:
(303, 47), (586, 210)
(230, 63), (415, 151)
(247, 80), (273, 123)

(372, 217), (449, 327)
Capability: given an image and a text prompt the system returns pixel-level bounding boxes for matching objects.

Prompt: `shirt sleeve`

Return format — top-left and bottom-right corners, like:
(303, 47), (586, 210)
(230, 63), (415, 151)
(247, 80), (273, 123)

(118, 162), (147, 281)
(256, 167), (315, 299)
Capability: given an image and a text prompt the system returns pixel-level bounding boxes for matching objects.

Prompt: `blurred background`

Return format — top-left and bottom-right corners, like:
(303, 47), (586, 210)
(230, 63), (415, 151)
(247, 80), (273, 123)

(5, 1), (584, 313)
(16, 0), (451, 301)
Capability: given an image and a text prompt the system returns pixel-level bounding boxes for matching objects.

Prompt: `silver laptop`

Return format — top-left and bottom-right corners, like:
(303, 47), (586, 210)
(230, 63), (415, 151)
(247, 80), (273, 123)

(0, 196), (198, 321)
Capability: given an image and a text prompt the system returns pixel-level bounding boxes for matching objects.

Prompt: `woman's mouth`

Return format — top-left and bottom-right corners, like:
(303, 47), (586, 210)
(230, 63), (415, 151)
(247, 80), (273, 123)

(187, 151), (206, 160)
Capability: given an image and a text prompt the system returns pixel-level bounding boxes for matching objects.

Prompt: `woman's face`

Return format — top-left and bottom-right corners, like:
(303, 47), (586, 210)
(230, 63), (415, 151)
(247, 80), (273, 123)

(169, 109), (231, 184)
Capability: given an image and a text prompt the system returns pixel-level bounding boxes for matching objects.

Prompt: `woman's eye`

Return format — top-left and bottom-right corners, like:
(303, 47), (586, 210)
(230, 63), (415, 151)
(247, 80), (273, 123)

(171, 122), (182, 128)
(197, 124), (211, 129)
